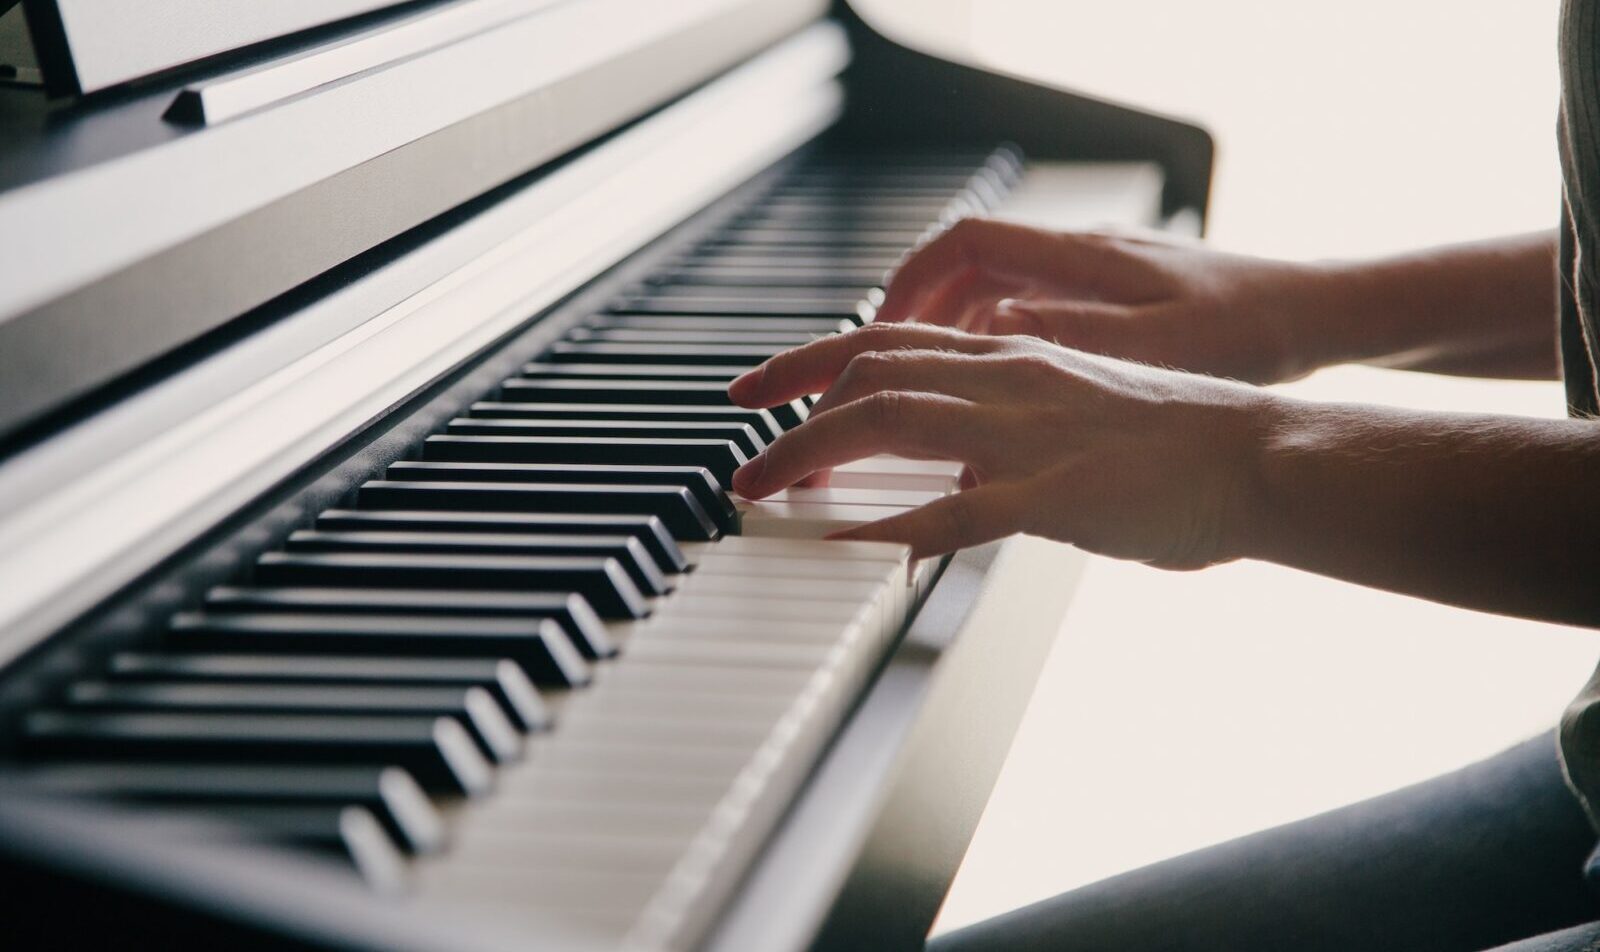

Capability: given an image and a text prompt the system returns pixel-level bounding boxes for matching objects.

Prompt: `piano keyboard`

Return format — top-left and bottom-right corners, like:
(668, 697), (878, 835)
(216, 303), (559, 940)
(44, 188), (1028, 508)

(6, 145), (1024, 949)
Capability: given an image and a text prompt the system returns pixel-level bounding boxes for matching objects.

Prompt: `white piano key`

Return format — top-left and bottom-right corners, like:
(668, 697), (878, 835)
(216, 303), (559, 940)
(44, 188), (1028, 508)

(625, 637), (850, 672)
(674, 573), (882, 603)
(693, 553), (901, 580)
(671, 575), (892, 640)
(822, 469), (959, 493)
(531, 737), (753, 773)
(560, 687), (793, 722)
(418, 863), (666, 914)
(594, 664), (813, 698)
(735, 500), (915, 540)
(689, 555), (907, 629)
(627, 617), (845, 643)
(447, 828), (688, 871)
(678, 535), (910, 568)
(831, 455), (964, 477)
(453, 793), (716, 840)
(738, 486), (943, 508)
(640, 592), (867, 621)
(551, 713), (778, 750)
(500, 770), (736, 808)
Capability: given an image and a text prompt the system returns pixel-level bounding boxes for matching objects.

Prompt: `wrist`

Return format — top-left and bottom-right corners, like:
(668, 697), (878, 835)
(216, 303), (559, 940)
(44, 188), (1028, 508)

(1218, 389), (1306, 564)
(1256, 258), (1379, 381)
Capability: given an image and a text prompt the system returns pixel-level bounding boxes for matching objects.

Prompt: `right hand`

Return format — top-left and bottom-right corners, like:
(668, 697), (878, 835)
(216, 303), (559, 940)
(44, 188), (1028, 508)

(727, 322), (1275, 568)
(874, 217), (1333, 384)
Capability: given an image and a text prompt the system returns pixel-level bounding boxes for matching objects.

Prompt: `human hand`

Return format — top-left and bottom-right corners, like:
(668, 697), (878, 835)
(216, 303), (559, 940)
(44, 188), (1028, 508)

(728, 323), (1277, 567)
(875, 217), (1333, 384)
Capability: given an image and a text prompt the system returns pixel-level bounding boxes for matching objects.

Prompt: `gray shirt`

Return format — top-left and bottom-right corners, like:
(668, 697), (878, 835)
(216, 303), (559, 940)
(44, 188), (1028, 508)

(1554, 0), (1600, 826)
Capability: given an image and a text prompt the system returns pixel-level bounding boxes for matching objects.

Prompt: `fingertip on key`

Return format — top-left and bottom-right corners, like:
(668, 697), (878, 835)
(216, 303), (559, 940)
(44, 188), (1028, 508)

(727, 361), (768, 407)
(732, 454), (768, 497)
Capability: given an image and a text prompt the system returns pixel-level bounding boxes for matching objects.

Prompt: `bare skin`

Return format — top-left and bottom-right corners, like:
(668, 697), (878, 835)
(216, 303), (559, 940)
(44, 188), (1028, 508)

(728, 220), (1600, 627)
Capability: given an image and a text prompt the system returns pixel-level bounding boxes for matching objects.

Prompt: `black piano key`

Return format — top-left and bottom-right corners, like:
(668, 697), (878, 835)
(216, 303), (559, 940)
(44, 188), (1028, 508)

(521, 362), (752, 381)
(543, 341), (784, 366)
(567, 327), (825, 346)
(737, 202), (954, 222)
(714, 227), (929, 246)
(496, 380), (808, 431)
(423, 434), (748, 489)
(765, 185), (973, 200)
(732, 208), (960, 229)
(14, 763), (443, 855)
(212, 805), (405, 875)
(645, 268), (887, 289)
(19, 711), (493, 797)
(587, 315), (852, 335)
(207, 585), (614, 655)
(607, 295), (864, 318)
(675, 253), (904, 271)
(445, 417), (765, 459)
(314, 510), (685, 575)
(465, 403), (779, 447)
(637, 283), (875, 303)
(62, 680), (523, 764)
(107, 653), (549, 732)
(497, 377), (760, 406)
(777, 169), (987, 186)
(385, 461), (735, 533)
(358, 480), (718, 542)
(284, 528), (668, 600)
(169, 610), (594, 685)
(255, 548), (649, 618)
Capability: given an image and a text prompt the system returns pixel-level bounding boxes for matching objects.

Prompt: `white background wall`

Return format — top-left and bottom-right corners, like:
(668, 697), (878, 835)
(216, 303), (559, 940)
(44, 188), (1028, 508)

(850, 0), (1600, 936)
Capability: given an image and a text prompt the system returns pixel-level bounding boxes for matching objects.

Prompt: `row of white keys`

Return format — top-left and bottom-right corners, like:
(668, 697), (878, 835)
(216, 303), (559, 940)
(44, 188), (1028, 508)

(734, 455), (965, 595)
(414, 537), (912, 949)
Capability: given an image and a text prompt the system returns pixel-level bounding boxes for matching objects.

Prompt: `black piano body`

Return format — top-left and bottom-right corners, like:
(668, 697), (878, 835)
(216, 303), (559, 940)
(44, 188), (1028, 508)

(0, 2), (1213, 948)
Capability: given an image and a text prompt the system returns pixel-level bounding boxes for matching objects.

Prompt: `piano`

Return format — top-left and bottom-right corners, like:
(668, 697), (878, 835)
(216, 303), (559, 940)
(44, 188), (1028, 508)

(0, 1), (1213, 948)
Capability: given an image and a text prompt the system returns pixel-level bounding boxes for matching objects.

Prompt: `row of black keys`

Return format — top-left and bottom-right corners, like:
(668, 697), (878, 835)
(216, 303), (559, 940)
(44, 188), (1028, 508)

(5, 150), (1021, 866)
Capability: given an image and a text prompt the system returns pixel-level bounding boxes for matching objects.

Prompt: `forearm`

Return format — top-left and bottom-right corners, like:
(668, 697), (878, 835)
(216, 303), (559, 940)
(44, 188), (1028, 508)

(1288, 231), (1560, 380)
(1235, 396), (1600, 626)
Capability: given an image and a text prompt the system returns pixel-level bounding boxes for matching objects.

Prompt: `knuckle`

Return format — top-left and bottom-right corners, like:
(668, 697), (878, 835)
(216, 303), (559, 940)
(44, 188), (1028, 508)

(855, 320), (903, 340)
(847, 349), (897, 376)
(867, 389), (904, 430)
(1008, 352), (1064, 380)
(837, 350), (894, 394)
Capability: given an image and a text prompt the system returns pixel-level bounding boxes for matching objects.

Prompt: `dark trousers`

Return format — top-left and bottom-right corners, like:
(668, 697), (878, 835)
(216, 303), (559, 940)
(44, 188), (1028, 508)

(929, 732), (1600, 952)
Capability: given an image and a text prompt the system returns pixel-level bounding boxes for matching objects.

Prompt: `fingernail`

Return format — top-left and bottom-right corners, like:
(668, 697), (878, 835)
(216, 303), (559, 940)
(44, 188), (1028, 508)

(732, 454), (767, 496)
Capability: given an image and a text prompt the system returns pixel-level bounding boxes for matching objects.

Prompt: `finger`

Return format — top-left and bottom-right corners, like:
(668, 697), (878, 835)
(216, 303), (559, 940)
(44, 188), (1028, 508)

(807, 348), (1020, 416)
(827, 480), (1028, 559)
(989, 299), (1149, 357)
(877, 219), (1129, 324)
(917, 270), (1030, 332)
(988, 298), (1128, 343)
(727, 322), (1004, 409)
(731, 392), (997, 498)
(877, 219), (1069, 324)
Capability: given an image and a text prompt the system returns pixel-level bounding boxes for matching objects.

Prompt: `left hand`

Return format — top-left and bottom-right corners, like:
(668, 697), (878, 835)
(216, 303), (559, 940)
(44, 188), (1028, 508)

(727, 322), (1277, 567)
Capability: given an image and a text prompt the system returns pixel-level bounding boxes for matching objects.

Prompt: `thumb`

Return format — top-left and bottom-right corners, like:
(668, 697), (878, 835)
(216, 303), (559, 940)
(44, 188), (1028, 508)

(828, 481), (1026, 559)
(989, 298), (1132, 352)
